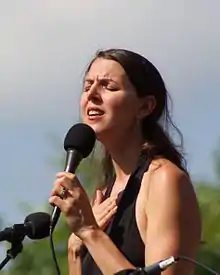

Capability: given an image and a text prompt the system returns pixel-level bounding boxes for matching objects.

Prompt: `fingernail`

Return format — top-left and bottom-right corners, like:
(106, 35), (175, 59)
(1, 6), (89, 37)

(56, 172), (63, 177)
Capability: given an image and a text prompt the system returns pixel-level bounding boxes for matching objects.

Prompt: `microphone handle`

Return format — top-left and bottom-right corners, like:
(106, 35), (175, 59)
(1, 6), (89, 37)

(50, 207), (61, 233)
(64, 149), (82, 173)
(50, 149), (83, 232)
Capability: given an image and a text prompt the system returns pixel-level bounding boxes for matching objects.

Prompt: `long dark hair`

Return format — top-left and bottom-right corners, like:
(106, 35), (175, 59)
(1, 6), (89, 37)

(84, 48), (187, 187)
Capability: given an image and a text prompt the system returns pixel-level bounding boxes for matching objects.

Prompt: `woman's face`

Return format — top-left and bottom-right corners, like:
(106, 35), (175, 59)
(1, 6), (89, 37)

(80, 58), (144, 141)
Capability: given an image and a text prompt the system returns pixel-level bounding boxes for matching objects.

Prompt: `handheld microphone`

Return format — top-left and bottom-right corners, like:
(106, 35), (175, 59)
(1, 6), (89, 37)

(0, 212), (50, 243)
(50, 123), (96, 232)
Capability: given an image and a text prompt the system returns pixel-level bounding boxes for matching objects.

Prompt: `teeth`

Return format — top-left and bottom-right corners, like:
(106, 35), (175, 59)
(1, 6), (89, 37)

(88, 110), (103, 116)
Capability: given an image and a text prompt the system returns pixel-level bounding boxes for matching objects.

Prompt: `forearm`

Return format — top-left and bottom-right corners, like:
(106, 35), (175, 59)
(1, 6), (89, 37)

(82, 228), (135, 275)
(68, 246), (82, 275)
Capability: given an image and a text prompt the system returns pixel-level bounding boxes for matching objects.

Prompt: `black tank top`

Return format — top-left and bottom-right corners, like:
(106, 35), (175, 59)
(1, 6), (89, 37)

(81, 155), (151, 275)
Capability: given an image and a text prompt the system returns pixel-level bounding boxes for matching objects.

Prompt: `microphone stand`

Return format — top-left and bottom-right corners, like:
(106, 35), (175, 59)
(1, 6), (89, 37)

(0, 241), (23, 270)
(0, 224), (26, 270)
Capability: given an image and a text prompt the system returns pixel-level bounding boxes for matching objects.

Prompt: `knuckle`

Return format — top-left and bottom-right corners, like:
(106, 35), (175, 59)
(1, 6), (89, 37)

(67, 172), (76, 181)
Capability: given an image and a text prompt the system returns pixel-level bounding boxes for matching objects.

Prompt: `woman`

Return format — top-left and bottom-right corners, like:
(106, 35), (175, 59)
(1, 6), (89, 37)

(49, 49), (201, 275)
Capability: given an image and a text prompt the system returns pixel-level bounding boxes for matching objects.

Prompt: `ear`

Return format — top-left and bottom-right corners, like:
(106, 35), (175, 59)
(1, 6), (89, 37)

(136, 95), (157, 120)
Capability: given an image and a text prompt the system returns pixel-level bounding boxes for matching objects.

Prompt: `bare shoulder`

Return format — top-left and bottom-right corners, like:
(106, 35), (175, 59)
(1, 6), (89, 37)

(140, 158), (199, 212)
(148, 158), (189, 181)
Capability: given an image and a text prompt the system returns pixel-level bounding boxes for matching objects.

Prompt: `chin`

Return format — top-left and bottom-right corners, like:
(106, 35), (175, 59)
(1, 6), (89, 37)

(90, 124), (106, 136)
(82, 120), (101, 133)
(82, 118), (115, 142)
(89, 124), (112, 142)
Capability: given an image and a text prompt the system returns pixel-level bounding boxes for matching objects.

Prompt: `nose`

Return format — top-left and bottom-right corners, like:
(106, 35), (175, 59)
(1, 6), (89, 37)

(87, 81), (102, 102)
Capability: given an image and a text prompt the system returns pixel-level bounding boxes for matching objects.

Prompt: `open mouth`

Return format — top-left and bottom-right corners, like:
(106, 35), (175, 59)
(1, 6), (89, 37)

(87, 108), (105, 117)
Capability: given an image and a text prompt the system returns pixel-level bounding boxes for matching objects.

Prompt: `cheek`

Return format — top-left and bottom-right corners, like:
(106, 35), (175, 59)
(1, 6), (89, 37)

(106, 97), (138, 129)
(108, 95), (137, 116)
(79, 96), (87, 121)
(79, 95), (86, 111)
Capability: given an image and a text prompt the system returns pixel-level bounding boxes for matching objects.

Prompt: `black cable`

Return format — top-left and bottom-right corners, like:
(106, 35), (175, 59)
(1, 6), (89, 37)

(115, 255), (220, 275)
(49, 227), (61, 275)
(177, 255), (219, 275)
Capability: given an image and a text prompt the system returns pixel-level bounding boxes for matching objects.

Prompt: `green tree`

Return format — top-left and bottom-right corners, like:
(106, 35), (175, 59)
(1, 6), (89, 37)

(193, 140), (220, 274)
(213, 139), (220, 183)
(194, 184), (220, 275)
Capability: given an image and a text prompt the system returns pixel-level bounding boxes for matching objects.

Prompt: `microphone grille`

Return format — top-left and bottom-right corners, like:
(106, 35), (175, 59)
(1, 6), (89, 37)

(64, 123), (96, 158)
(24, 212), (50, 239)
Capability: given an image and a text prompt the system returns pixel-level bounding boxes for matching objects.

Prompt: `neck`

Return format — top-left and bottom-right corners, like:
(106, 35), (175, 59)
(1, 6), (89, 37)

(101, 126), (144, 186)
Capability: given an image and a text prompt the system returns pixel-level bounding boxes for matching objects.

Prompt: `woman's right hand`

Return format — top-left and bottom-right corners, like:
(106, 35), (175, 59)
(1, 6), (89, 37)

(68, 189), (118, 251)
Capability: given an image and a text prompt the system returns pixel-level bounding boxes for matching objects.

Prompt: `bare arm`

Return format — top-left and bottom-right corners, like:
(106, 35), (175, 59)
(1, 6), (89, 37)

(76, 191), (136, 275)
(144, 162), (201, 275)
(68, 188), (117, 275)
(67, 190), (100, 275)
(68, 241), (82, 275)
(81, 228), (135, 274)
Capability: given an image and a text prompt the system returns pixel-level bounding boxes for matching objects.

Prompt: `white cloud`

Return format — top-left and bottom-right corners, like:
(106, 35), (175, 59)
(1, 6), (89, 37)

(0, 0), (219, 121)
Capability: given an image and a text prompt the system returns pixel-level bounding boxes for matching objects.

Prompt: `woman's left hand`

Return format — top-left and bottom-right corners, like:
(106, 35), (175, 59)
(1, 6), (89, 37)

(49, 171), (98, 239)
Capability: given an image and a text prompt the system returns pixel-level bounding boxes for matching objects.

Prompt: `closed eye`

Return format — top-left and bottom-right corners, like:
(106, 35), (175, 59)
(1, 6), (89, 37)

(83, 78), (119, 92)
(84, 85), (92, 92)
(83, 79), (94, 92)
(99, 79), (118, 91)
(106, 86), (118, 91)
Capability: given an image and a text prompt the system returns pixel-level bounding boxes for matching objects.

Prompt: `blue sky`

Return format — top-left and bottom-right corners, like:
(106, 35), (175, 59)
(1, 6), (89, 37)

(0, 0), (219, 233)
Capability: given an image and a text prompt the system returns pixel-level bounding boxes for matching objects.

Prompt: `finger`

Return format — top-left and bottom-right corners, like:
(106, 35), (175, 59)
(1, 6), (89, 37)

(51, 180), (64, 196)
(49, 195), (64, 209)
(51, 178), (68, 195)
(100, 196), (117, 208)
(93, 197), (117, 216)
(54, 174), (79, 192)
(98, 205), (118, 228)
(60, 180), (81, 195)
(56, 171), (76, 181)
(51, 179), (72, 200)
(94, 189), (103, 206)
(58, 179), (87, 202)
(95, 201), (117, 221)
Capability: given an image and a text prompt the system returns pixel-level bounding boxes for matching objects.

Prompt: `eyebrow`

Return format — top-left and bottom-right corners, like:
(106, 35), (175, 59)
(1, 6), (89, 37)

(84, 77), (118, 84)
(84, 78), (93, 83)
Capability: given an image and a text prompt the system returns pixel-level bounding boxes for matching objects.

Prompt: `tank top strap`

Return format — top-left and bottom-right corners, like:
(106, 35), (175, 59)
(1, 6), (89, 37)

(135, 153), (151, 180)
(103, 153), (151, 200)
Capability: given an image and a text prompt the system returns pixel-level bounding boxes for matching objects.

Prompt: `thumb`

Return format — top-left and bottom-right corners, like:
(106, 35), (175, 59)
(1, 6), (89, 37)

(94, 189), (103, 205)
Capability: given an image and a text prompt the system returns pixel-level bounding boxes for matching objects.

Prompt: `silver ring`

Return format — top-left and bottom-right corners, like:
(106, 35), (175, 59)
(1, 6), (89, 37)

(61, 188), (68, 199)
